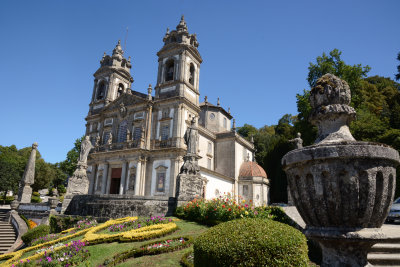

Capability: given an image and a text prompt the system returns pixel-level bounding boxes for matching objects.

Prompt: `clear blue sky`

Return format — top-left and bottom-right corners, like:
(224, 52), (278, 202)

(0, 0), (399, 163)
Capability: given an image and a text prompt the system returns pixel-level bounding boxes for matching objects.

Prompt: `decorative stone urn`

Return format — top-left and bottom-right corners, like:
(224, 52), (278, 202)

(282, 74), (400, 267)
(10, 200), (19, 211)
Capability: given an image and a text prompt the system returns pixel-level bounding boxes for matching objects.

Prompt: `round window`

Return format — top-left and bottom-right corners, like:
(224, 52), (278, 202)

(209, 113), (215, 120)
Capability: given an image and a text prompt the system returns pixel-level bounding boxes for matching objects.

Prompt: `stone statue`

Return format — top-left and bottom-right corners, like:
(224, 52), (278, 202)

(289, 132), (303, 149)
(95, 135), (100, 147)
(107, 133), (113, 145)
(79, 136), (93, 164)
(184, 118), (198, 155)
(126, 129), (131, 142)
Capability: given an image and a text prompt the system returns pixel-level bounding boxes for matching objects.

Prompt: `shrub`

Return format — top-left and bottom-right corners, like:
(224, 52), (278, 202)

(194, 218), (309, 267)
(58, 184), (67, 194)
(50, 215), (91, 233)
(1, 196), (15, 205)
(32, 192), (40, 197)
(175, 194), (292, 226)
(31, 195), (42, 203)
(21, 224), (50, 245)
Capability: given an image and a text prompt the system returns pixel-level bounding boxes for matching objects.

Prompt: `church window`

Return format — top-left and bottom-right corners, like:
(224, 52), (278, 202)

(156, 172), (166, 193)
(209, 113), (215, 120)
(103, 131), (111, 145)
(207, 142), (212, 154)
(189, 63), (195, 85)
(97, 81), (106, 100)
(133, 126), (142, 140)
(162, 108), (170, 119)
(243, 185), (249, 196)
(170, 36), (177, 43)
(207, 158), (212, 169)
(117, 83), (124, 98)
(165, 60), (174, 81)
(118, 120), (128, 143)
(161, 124), (169, 140)
(223, 118), (227, 129)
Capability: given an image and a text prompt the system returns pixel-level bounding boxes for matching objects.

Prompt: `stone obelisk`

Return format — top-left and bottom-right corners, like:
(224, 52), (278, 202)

(17, 142), (38, 203)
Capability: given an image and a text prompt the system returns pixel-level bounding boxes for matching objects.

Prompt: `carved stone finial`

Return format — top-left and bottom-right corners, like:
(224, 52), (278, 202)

(217, 97), (220, 106)
(166, 27), (169, 34)
(148, 84), (152, 100)
(103, 52), (106, 58)
(309, 73), (356, 144)
(228, 107), (231, 114)
(232, 119), (236, 131)
(128, 56), (131, 63)
(176, 15), (188, 32)
(204, 96), (208, 103)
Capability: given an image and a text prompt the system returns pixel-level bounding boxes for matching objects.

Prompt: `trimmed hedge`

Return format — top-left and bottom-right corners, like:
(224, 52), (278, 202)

(194, 218), (309, 267)
(21, 224), (50, 245)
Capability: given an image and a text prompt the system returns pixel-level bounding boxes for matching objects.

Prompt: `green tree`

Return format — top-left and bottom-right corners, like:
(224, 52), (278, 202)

(396, 52), (400, 81)
(59, 136), (84, 177)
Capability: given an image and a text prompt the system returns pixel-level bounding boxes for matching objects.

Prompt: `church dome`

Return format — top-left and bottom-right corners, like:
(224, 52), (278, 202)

(239, 161), (267, 178)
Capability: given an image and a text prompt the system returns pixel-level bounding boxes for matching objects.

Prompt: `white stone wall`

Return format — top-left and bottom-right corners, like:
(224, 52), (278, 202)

(200, 171), (234, 200)
(198, 134), (214, 170)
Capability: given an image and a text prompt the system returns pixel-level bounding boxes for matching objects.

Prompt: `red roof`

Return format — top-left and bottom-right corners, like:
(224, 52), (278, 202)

(239, 161), (267, 178)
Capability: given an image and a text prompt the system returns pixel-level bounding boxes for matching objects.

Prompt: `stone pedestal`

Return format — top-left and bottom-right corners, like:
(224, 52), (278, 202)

(61, 161), (90, 213)
(18, 185), (32, 204)
(176, 173), (203, 202)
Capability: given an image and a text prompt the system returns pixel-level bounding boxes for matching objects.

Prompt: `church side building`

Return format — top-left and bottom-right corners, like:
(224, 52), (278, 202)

(83, 16), (269, 211)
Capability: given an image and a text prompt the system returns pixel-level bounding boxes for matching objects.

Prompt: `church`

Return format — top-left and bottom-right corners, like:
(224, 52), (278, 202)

(81, 16), (269, 212)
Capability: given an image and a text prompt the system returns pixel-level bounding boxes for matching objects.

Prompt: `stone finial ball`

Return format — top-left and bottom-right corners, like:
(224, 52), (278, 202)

(309, 73), (351, 109)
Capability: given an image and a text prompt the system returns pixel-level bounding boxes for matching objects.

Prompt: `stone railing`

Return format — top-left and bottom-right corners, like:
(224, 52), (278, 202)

(6, 210), (28, 253)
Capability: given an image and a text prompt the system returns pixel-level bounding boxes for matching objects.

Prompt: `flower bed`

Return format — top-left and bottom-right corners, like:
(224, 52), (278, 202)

(14, 240), (90, 266)
(107, 216), (171, 233)
(0, 216), (178, 266)
(175, 193), (292, 225)
(103, 236), (192, 266)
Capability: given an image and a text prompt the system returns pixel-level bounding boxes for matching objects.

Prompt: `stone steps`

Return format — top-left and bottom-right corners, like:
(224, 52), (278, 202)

(0, 209), (15, 255)
(368, 243), (400, 266)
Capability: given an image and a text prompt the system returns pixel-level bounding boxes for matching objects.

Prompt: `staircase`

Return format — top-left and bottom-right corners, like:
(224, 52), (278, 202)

(0, 209), (16, 254)
(368, 242), (400, 266)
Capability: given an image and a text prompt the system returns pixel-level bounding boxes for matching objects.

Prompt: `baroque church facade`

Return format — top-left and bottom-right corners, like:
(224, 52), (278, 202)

(84, 17), (270, 206)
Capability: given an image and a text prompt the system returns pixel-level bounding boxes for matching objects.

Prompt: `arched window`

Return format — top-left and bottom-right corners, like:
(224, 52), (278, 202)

(223, 117), (227, 129)
(97, 81), (106, 100)
(165, 60), (174, 82)
(189, 63), (195, 85)
(117, 83), (124, 98)
(118, 120), (128, 143)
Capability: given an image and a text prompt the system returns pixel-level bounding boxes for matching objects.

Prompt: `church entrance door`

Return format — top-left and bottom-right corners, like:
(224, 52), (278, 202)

(110, 168), (122, 194)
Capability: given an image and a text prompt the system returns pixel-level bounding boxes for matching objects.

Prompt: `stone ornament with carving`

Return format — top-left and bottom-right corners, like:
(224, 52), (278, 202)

(79, 136), (93, 164)
(309, 73), (356, 144)
(282, 73), (400, 267)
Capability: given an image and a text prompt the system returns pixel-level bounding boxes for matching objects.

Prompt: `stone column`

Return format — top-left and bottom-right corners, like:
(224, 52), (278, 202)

(119, 161), (127, 195)
(102, 163), (109, 194)
(146, 105), (153, 150)
(18, 142), (38, 203)
(140, 157), (147, 196)
(88, 164), (97, 195)
(134, 161), (141, 196)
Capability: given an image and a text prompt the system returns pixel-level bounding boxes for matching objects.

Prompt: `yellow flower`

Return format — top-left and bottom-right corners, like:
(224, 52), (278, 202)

(245, 211), (249, 215)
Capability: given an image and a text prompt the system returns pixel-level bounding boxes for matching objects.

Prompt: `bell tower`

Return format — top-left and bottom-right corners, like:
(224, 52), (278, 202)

(89, 40), (133, 114)
(154, 16), (202, 106)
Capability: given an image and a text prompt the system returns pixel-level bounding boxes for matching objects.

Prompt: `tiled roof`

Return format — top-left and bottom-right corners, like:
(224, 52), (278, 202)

(239, 161), (267, 178)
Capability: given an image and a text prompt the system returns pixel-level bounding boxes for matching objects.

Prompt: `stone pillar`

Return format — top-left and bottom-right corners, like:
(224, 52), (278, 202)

(18, 142), (38, 203)
(88, 164), (96, 195)
(146, 105), (153, 150)
(140, 157), (147, 196)
(119, 161), (127, 195)
(102, 163), (109, 194)
(134, 161), (141, 196)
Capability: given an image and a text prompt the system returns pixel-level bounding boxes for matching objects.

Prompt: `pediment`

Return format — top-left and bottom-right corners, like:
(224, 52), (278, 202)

(103, 93), (147, 112)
